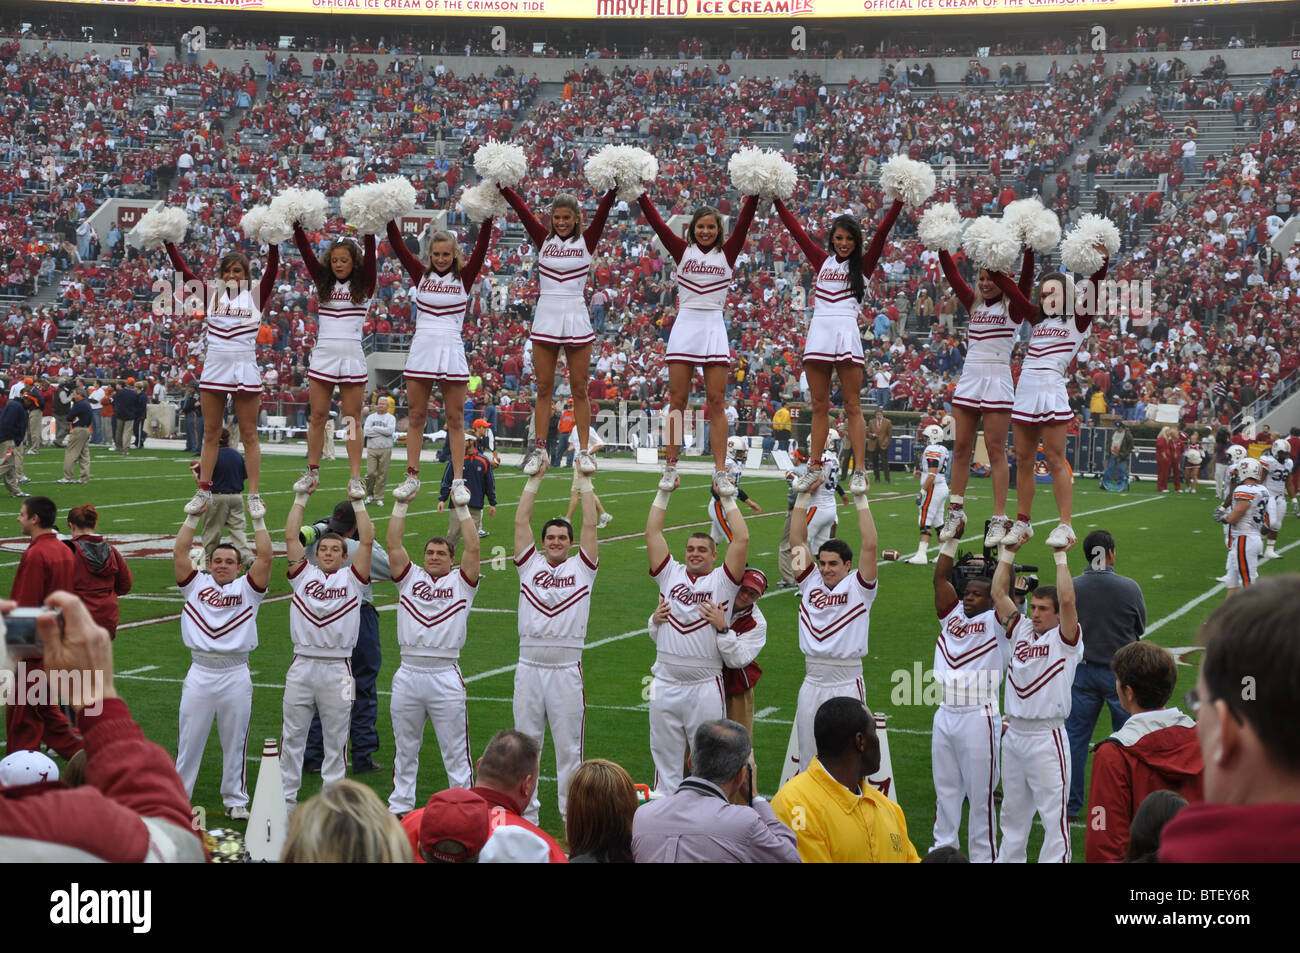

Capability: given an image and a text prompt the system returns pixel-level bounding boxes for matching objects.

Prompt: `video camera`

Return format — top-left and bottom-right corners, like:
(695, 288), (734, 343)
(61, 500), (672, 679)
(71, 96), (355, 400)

(299, 501), (360, 547)
(950, 520), (1039, 600)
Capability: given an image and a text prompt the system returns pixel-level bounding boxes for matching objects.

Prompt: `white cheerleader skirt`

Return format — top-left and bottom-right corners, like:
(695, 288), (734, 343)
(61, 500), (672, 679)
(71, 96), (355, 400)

(308, 338), (368, 387)
(530, 296), (594, 348)
(404, 328), (469, 385)
(1012, 368), (1073, 425)
(952, 362), (1015, 413)
(666, 308), (732, 366)
(803, 315), (865, 367)
(200, 348), (262, 395)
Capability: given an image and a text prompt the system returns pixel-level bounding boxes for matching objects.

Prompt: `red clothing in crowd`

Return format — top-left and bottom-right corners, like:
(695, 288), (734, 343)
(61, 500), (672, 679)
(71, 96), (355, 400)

(1084, 710), (1203, 863)
(64, 534), (133, 638)
(468, 785), (568, 863)
(1159, 803), (1300, 863)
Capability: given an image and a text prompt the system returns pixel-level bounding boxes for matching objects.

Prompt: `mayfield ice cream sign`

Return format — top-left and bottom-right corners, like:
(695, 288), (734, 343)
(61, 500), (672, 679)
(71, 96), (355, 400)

(0, 535), (289, 560)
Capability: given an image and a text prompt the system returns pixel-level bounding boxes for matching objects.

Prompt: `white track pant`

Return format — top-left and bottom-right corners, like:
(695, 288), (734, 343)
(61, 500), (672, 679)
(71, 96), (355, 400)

(997, 720), (1071, 864)
(388, 659), (473, 815)
(931, 704), (1001, 863)
(513, 659), (586, 824)
(649, 672), (726, 797)
(805, 504), (839, 555)
(281, 656), (354, 805)
(175, 657), (252, 809)
(794, 661), (865, 773)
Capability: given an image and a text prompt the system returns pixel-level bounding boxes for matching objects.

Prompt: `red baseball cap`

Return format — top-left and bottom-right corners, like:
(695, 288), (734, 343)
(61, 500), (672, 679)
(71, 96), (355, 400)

(419, 789), (490, 863)
(740, 568), (768, 596)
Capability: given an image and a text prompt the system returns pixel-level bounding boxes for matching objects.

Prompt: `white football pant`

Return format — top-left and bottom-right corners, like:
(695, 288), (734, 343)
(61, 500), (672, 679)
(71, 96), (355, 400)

(388, 659), (473, 815)
(931, 703), (1001, 863)
(281, 656), (354, 804)
(649, 673), (726, 797)
(997, 720), (1071, 864)
(513, 659), (586, 824)
(795, 661), (865, 773)
(175, 656), (252, 809)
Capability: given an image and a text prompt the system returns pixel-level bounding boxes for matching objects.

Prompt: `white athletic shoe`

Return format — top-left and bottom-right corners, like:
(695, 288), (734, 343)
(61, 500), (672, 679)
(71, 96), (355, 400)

(1001, 519), (1034, 547)
(226, 806), (250, 821)
(598, 512), (613, 528)
(713, 469), (737, 498)
(347, 477), (366, 501)
(246, 493), (267, 520)
(184, 489), (211, 515)
(1045, 523), (1076, 549)
(938, 505), (966, 542)
(658, 465), (680, 492)
(905, 552), (929, 565)
(292, 469), (319, 494)
(1215, 574), (1230, 583)
(984, 516), (1012, 548)
(1265, 547), (1280, 560)
(450, 478), (471, 507)
(849, 470), (869, 496)
(576, 449), (598, 475)
(392, 475), (420, 502)
(521, 446), (546, 475)
(791, 466), (823, 493)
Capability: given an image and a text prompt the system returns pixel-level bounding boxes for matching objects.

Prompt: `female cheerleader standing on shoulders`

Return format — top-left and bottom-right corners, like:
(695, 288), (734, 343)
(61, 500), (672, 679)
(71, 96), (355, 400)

(385, 218), (494, 505)
(497, 184), (616, 476)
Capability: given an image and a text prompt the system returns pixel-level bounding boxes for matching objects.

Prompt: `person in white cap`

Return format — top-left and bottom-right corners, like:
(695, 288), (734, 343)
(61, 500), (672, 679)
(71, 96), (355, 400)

(0, 750), (59, 787)
(478, 824), (552, 863)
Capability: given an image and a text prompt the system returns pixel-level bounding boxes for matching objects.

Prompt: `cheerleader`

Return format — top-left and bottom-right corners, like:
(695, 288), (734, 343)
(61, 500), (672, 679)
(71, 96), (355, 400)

(498, 185), (616, 477)
(638, 189), (758, 492)
(935, 247), (1036, 546)
(289, 226), (376, 500)
(164, 241), (278, 515)
(989, 255), (1109, 549)
(773, 196), (903, 494)
(385, 219), (494, 504)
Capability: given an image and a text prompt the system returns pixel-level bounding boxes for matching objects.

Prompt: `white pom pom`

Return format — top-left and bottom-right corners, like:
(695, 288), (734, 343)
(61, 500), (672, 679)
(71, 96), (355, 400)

(1060, 215), (1119, 274)
(340, 177), (417, 235)
(584, 145), (659, 201)
(239, 205), (269, 241)
(458, 182), (509, 224)
(270, 187), (330, 231)
(917, 202), (964, 254)
(126, 206), (189, 250)
(727, 147), (797, 199)
(879, 155), (937, 207)
(1001, 198), (1041, 236)
(472, 139), (528, 189)
(257, 208), (294, 246)
(1023, 207), (1062, 255)
(961, 217), (1021, 274)
(1071, 213), (1121, 256)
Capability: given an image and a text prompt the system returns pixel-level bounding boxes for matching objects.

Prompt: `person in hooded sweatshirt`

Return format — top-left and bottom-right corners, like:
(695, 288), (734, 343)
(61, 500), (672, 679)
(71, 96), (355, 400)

(1084, 641), (1201, 862)
(63, 504), (133, 639)
(1160, 576), (1300, 862)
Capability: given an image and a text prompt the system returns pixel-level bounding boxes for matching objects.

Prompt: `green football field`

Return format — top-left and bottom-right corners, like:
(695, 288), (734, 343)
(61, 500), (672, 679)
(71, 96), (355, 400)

(2, 443), (1292, 860)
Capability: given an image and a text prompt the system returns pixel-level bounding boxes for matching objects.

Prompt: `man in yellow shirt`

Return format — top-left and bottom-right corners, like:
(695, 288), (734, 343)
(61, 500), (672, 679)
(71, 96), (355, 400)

(773, 697), (920, 863)
(772, 405), (793, 453)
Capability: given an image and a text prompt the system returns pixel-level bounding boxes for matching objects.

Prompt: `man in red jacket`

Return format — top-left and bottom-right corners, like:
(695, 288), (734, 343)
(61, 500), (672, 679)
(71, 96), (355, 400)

(7, 496), (84, 758)
(469, 730), (567, 863)
(1160, 576), (1300, 862)
(1084, 641), (1202, 862)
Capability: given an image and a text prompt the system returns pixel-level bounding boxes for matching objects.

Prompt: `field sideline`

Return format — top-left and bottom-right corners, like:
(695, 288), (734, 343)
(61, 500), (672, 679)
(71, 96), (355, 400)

(2, 442), (1288, 861)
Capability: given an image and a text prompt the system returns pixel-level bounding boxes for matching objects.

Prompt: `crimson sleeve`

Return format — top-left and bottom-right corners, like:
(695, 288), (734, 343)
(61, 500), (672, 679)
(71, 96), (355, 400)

(638, 193), (687, 262)
(462, 219), (494, 289)
(256, 244), (279, 311)
(584, 188), (616, 254)
(362, 233), (377, 295)
(386, 220), (425, 283)
(499, 185), (549, 249)
(989, 271), (1037, 324)
(1018, 248), (1035, 297)
(114, 550), (134, 596)
(773, 198), (826, 267)
(1084, 741), (1131, 864)
(292, 223), (325, 282)
(723, 193), (758, 266)
(938, 249), (974, 311)
(163, 242), (201, 288)
(860, 199), (903, 276)
(1075, 260), (1109, 332)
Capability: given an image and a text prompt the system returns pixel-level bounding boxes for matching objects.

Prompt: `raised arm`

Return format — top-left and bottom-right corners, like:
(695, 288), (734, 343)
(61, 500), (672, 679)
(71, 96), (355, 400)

(938, 249), (974, 311)
(292, 223), (325, 282)
(722, 193), (758, 266)
(1073, 259), (1110, 332)
(637, 192), (687, 262)
(1018, 248), (1035, 297)
(1053, 542), (1079, 646)
(386, 501), (411, 581)
(575, 473), (598, 565)
(462, 219), (494, 289)
(773, 198), (827, 268)
(285, 493), (307, 570)
(992, 540), (1022, 629)
(645, 481), (672, 572)
(255, 244), (280, 313)
(988, 270), (1037, 324)
(584, 189), (617, 255)
(498, 185), (549, 250)
(385, 220), (426, 283)
(790, 479), (813, 574)
(720, 496), (750, 582)
(456, 502), (481, 585)
(855, 485), (879, 586)
(163, 242), (201, 288)
(361, 232), (377, 296)
(516, 458), (545, 557)
(933, 539), (960, 617)
(860, 199), (903, 277)
(246, 501), (273, 592)
(351, 502), (374, 583)
(173, 509), (198, 586)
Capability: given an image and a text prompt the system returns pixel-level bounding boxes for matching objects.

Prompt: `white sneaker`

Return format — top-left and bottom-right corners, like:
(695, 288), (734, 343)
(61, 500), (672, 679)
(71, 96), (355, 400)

(905, 552), (929, 565)
(226, 806), (250, 821)
(1265, 547), (1279, 560)
(392, 474), (420, 502)
(658, 465), (680, 492)
(1215, 573), (1230, 583)
(713, 469), (737, 498)
(347, 477), (366, 501)
(184, 489), (211, 515)
(849, 470), (869, 496)
(984, 516), (1012, 547)
(1045, 523), (1076, 549)
(55, 478), (75, 484)
(450, 478), (471, 507)
(938, 505), (966, 542)
(598, 512), (613, 528)
(576, 449), (598, 475)
(292, 469), (319, 494)
(246, 493), (266, 520)
(521, 446), (546, 475)
(791, 466), (823, 493)
(1001, 519), (1034, 547)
